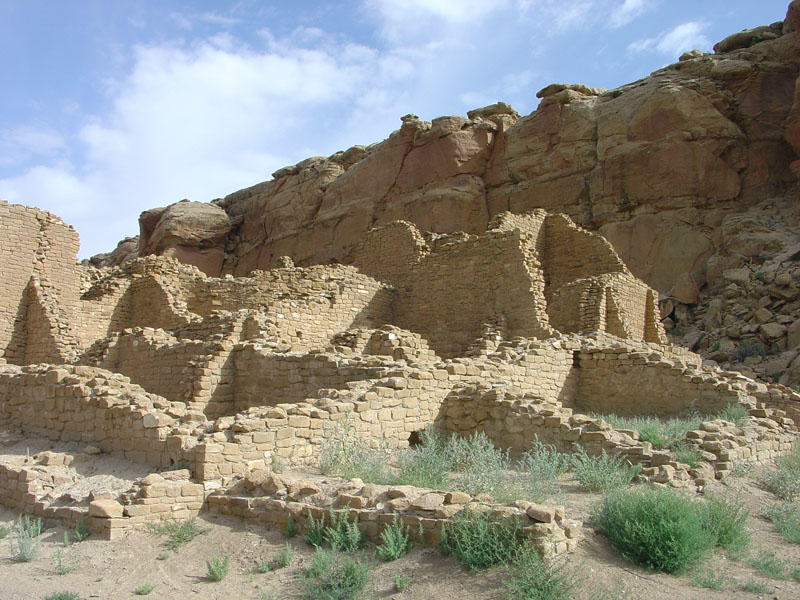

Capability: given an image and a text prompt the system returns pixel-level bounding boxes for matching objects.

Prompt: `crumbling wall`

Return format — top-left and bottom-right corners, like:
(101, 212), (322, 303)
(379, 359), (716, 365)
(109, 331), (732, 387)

(0, 202), (83, 364)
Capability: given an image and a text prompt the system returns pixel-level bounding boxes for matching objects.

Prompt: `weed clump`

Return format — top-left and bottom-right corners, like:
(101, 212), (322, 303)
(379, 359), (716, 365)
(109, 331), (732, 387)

(440, 508), (521, 571)
(205, 555), (230, 581)
(763, 502), (800, 544)
(571, 448), (640, 492)
(502, 547), (580, 600)
(274, 542), (294, 568)
(303, 548), (371, 600)
(759, 444), (800, 501)
(305, 510), (327, 547)
(11, 515), (43, 562)
(377, 516), (413, 562)
(133, 582), (155, 595)
(148, 518), (206, 551)
(325, 510), (365, 552)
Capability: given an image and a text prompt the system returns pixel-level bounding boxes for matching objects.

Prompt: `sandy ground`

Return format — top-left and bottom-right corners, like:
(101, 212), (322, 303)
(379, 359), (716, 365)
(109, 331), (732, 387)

(0, 470), (798, 600)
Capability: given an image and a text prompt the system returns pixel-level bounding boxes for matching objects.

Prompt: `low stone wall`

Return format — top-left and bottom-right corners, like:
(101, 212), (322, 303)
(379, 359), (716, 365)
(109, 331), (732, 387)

(0, 456), (204, 540)
(207, 474), (583, 558)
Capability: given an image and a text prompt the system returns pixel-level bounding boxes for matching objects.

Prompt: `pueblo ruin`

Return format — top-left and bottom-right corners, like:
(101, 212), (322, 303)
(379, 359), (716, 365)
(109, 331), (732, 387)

(2, 2), (800, 562)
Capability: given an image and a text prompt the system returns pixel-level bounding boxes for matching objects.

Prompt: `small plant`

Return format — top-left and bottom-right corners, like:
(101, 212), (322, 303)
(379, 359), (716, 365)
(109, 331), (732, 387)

(256, 558), (271, 573)
(257, 592), (280, 600)
(439, 508), (521, 571)
(502, 546), (580, 600)
(732, 342), (766, 362)
(762, 502), (800, 544)
(148, 517), (206, 551)
(134, 583), (155, 595)
(0, 524), (10, 539)
(671, 442), (701, 468)
(73, 518), (89, 542)
(377, 517), (413, 561)
(272, 456), (286, 474)
(393, 574), (410, 592)
(206, 554), (230, 582)
(587, 582), (635, 600)
(303, 548), (371, 600)
(717, 403), (749, 425)
(43, 593), (80, 600)
(53, 547), (79, 575)
(11, 514), (43, 562)
(306, 510), (327, 547)
(156, 550), (169, 560)
(571, 448), (640, 492)
(325, 510), (365, 552)
(692, 569), (726, 590)
(759, 444), (800, 501)
(274, 542), (294, 568)
(283, 513), (296, 538)
(738, 579), (772, 594)
(593, 488), (715, 574)
(748, 550), (790, 579)
(512, 439), (571, 503)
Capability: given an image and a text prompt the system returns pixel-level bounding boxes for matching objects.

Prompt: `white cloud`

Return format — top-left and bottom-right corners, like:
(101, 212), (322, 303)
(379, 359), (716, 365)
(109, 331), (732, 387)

(0, 127), (66, 168)
(0, 33), (406, 257)
(610, 0), (653, 28)
(628, 21), (711, 57)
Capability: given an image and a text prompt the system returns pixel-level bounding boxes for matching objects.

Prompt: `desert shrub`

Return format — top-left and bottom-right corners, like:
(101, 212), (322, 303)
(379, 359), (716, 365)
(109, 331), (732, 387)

(570, 448), (640, 492)
(205, 555), (230, 581)
(319, 421), (390, 483)
(759, 445), (800, 501)
(377, 516), (413, 561)
(148, 517), (206, 551)
(738, 580), (772, 594)
(439, 508), (521, 571)
(53, 546), (79, 575)
(592, 414), (702, 449)
(512, 440), (571, 503)
(448, 431), (511, 496)
(325, 510), (365, 552)
(11, 515), (43, 562)
(306, 510), (327, 547)
(133, 582), (155, 595)
(394, 427), (454, 489)
(43, 593), (80, 600)
(274, 542), (294, 568)
(303, 548), (371, 600)
(671, 442), (701, 468)
(704, 494), (750, 553)
(692, 569), (726, 590)
(763, 502), (800, 544)
(717, 403), (750, 425)
(502, 546), (580, 600)
(593, 488), (716, 573)
(0, 524), (9, 539)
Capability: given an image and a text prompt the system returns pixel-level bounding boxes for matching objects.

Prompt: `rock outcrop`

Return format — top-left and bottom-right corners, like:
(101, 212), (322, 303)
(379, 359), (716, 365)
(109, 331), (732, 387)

(90, 3), (800, 384)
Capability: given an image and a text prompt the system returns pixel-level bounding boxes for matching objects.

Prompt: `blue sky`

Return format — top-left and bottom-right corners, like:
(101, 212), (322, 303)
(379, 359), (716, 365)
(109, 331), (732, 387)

(0, 0), (791, 258)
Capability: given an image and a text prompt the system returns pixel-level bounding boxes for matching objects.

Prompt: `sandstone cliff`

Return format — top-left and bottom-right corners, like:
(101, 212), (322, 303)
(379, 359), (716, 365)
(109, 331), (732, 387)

(102, 3), (800, 386)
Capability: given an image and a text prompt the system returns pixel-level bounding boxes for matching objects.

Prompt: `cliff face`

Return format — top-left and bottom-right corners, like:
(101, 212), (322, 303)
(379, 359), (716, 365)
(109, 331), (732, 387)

(104, 3), (800, 385)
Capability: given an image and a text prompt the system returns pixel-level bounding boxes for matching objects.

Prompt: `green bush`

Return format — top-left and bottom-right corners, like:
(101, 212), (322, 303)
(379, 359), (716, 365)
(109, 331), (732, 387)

(43, 593), (80, 600)
(717, 403), (750, 425)
(256, 558), (271, 573)
(592, 414), (702, 449)
(502, 546), (580, 600)
(506, 440), (570, 503)
(704, 494), (749, 553)
(593, 488), (715, 573)
(134, 582), (155, 595)
(303, 548), (371, 600)
(283, 513), (296, 538)
(306, 510), (327, 547)
(440, 508), (521, 571)
(763, 502), (800, 544)
(325, 510), (365, 552)
(394, 427), (455, 489)
(319, 421), (390, 483)
(11, 515), (43, 562)
(671, 442), (701, 468)
(760, 445), (800, 501)
(205, 555), (230, 582)
(570, 448), (640, 492)
(377, 516), (413, 561)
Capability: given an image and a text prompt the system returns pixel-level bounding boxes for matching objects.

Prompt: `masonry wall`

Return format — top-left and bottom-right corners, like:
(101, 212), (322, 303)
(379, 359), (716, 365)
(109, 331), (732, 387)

(0, 202), (84, 364)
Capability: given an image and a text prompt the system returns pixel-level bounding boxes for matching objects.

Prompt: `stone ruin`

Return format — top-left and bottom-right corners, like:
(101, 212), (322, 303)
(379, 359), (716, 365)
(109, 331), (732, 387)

(1, 199), (799, 556)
